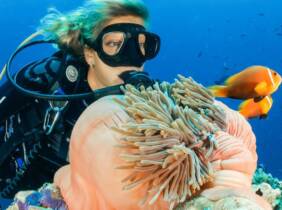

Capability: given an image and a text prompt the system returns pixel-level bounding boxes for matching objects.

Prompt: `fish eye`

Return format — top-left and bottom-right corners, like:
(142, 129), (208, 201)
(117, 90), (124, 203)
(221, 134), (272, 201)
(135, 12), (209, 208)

(273, 72), (277, 76)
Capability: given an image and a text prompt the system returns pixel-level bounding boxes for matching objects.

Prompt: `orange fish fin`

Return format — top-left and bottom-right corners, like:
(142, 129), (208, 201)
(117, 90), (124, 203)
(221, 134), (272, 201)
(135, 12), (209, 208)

(254, 81), (267, 95)
(261, 95), (273, 114)
(238, 99), (251, 112)
(238, 98), (255, 119)
(208, 85), (228, 97)
(225, 66), (257, 84)
(225, 74), (240, 85)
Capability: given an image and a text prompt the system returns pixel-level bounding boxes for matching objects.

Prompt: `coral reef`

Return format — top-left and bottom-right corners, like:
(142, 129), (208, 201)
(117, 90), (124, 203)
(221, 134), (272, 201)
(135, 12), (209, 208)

(7, 183), (67, 210)
(174, 167), (282, 210)
(252, 167), (282, 209)
(174, 195), (265, 210)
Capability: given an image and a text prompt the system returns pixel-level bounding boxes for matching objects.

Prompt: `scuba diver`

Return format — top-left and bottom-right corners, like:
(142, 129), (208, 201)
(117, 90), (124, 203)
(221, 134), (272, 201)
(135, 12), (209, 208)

(0, 0), (160, 199)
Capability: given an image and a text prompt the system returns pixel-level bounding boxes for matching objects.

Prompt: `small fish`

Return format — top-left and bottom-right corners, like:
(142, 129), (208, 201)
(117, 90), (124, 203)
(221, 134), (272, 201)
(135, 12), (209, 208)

(276, 32), (282, 36)
(209, 65), (282, 99)
(240, 33), (247, 38)
(197, 51), (203, 58)
(257, 12), (265, 16)
(239, 96), (272, 119)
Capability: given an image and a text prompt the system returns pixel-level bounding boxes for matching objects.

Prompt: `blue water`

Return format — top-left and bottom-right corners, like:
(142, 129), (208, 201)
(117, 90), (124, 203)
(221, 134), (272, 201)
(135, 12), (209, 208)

(0, 0), (281, 202)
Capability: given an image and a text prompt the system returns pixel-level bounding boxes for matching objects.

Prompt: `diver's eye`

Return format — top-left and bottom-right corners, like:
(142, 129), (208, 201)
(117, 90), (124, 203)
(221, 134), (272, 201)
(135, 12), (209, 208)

(105, 41), (122, 47)
(102, 40), (124, 56)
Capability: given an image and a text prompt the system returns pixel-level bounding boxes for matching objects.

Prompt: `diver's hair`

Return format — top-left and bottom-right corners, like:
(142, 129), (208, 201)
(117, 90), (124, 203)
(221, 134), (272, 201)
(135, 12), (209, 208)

(38, 0), (149, 56)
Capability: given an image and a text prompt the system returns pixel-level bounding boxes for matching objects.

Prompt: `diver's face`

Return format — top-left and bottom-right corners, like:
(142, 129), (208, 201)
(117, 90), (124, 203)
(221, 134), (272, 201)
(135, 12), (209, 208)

(85, 16), (145, 90)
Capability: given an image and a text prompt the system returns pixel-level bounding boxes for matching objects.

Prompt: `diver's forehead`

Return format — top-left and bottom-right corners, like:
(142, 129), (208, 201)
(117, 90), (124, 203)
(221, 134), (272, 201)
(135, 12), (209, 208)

(105, 16), (145, 28)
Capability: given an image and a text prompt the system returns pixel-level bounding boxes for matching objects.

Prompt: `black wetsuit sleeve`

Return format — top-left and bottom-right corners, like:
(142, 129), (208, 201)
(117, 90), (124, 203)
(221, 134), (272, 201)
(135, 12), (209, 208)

(0, 52), (64, 122)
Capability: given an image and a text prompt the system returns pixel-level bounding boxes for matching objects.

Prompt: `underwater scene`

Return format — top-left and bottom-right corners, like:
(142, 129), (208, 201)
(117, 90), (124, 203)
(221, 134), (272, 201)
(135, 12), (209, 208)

(0, 0), (282, 209)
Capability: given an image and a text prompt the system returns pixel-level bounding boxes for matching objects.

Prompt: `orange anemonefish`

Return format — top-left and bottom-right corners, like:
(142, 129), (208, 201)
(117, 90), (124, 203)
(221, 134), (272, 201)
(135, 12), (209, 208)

(239, 95), (273, 119)
(209, 65), (281, 100)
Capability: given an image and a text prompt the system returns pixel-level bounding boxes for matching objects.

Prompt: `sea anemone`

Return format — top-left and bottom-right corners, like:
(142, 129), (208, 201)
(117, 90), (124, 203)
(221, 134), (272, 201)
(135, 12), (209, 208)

(112, 75), (226, 209)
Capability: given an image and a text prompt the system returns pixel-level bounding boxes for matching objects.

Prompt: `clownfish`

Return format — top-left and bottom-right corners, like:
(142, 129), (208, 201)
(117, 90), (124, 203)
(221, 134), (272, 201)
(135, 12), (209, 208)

(209, 65), (281, 100)
(239, 95), (273, 119)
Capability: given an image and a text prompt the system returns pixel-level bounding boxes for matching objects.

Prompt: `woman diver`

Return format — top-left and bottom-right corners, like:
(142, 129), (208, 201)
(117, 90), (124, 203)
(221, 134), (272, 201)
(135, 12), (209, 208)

(0, 0), (160, 199)
(2, 1), (274, 209)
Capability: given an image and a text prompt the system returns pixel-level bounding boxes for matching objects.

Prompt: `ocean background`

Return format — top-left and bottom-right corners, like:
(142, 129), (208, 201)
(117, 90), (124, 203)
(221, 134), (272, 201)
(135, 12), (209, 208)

(0, 0), (281, 206)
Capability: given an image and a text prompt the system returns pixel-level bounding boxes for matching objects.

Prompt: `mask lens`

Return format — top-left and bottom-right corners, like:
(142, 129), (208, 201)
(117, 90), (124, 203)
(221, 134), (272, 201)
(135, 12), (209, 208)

(139, 33), (160, 59)
(102, 32), (125, 56)
(138, 33), (146, 56)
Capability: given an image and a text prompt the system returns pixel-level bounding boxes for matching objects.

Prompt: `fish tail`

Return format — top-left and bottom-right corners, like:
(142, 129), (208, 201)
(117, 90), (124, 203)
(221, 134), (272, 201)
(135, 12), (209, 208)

(238, 100), (251, 118)
(208, 85), (228, 97)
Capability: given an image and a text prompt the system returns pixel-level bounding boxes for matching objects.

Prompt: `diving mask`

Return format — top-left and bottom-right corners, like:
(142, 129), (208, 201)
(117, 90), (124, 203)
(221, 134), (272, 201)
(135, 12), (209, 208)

(85, 23), (161, 67)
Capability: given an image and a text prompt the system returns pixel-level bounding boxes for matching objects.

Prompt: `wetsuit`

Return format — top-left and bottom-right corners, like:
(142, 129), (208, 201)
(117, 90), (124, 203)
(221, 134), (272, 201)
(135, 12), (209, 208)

(0, 51), (93, 198)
